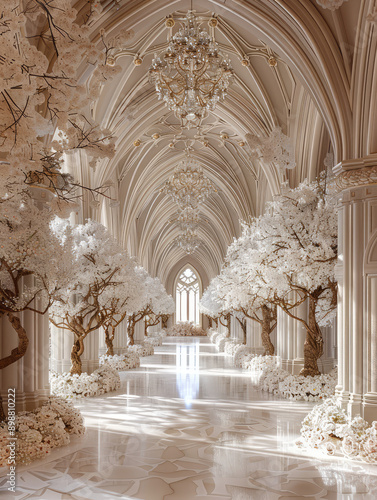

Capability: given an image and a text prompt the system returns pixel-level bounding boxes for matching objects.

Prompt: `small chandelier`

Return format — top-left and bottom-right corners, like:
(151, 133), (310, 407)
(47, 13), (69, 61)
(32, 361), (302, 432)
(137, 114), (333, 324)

(174, 229), (201, 254)
(161, 157), (216, 209)
(149, 11), (233, 127)
(177, 207), (201, 231)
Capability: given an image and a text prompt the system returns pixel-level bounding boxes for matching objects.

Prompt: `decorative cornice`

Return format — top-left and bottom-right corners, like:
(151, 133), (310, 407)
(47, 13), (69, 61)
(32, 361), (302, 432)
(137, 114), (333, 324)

(333, 156), (377, 191)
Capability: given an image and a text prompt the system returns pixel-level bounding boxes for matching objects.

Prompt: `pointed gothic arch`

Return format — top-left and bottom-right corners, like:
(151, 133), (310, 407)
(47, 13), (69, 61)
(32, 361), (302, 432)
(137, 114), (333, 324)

(174, 265), (203, 326)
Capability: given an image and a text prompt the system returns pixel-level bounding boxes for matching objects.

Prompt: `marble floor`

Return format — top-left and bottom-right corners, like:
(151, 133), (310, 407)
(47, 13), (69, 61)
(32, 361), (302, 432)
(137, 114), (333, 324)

(1, 337), (377, 499)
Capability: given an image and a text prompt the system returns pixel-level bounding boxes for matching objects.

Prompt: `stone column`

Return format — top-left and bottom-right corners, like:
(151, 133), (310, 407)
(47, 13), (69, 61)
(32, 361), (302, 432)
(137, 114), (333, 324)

(334, 156), (377, 421)
(0, 287), (50, 414)
(246, 318), (264, 354)
(276, 306), (297, 372)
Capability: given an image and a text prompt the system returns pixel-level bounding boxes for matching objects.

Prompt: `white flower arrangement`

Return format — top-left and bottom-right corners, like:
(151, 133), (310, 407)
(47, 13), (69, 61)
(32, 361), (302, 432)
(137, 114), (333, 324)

(215, 332), (229, 352)
(209, 329), (222, 343)
(244, 354), (281, 372)
(128, 342), (154, 357)
(99, 352), (140, 371)
(167, 321), (206, 336)
(144, 331), (166, 347)
(224, 338), (243, 356)
(0, 397), (84, 466)
(298, 397), (377, 463)
(144, 337), (162, 347)
(279, 368), (337, 402)
(50, 365), (120, 399)
(233, 345), (254, 368)
(242, 355), (338, 402)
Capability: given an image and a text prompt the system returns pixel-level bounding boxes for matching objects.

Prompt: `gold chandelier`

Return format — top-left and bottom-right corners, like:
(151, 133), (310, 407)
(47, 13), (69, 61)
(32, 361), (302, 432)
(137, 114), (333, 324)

(149, 11), (234, 127)
(161, 157), (216, 209)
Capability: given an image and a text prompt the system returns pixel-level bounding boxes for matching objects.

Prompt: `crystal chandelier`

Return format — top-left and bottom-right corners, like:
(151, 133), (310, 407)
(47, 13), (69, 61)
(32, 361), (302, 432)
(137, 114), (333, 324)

(177, 207), (200, 231)
(174, 229), (201, 254)
(161, 157), (216, 209)
(149, 11), (233, 127)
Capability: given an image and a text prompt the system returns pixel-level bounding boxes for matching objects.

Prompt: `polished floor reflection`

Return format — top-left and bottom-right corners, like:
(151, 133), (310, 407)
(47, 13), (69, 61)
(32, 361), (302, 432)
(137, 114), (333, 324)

(2, 337), (377, 499)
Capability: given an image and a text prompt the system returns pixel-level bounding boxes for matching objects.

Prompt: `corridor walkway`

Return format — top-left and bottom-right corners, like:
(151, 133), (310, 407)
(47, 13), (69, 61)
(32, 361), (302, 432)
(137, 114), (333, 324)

(7, 338), (377, 499)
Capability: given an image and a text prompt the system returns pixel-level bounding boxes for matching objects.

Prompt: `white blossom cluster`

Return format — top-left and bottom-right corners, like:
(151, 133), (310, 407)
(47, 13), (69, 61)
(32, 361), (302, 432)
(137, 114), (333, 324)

(233, 346), (254, 368)
(144, 331), (166, 346)
(298, 397), (377, 462)
(208, 330), (248, 360)
(244, 355), (337, 402)
(99, 352), (140, 371)
(128, 343), (155, 357)
(224, 338), (243, 356)
(50, 365), (120, 399)
(167, 322), (206, 336)
(215, 333), (229, 352)
(245, 127), (296, 171)
(279, 368), (337, 402)
(0, 397), (84, 466)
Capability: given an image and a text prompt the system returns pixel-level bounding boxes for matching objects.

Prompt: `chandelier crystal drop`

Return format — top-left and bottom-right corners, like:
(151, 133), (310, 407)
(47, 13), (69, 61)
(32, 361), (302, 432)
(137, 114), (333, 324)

(161, 158), (216, 209)
(174, 229), (201, 254)
(149, 11), (234, 127)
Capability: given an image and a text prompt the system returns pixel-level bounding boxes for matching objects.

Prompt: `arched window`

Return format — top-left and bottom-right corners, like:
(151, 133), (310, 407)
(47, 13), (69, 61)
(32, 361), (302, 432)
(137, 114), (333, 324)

(175, 267), (200, 325)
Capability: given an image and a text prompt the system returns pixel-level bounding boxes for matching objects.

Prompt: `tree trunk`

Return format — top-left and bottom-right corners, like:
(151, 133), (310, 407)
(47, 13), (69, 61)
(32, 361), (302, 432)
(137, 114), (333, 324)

(105, 327), (114, 356)
(300, 296), (323, 377)
(161, 315), (169, 329)
(70, 337), (84, 375)
(0, 313), (29, 370)
(127, 320), (135, 345)
(261, 305), (275, 356)
(220, 313), (231, 337)
(236, 317), (247, 344)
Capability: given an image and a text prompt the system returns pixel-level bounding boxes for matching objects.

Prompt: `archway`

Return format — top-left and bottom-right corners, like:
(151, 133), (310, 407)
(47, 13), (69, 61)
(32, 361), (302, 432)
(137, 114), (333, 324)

(174, 265), (202, 326)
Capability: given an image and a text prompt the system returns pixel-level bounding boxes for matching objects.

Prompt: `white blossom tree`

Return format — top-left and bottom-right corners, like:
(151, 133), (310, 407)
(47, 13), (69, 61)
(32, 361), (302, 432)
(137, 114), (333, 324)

(100, 257), (148, 356)
(253, 178), (338, 375)
(0, 0), (125, 204)
(0, 196), (73, 371)
(199, 278), (232, 336)
(127, 274), (174, 344)
(49, 220), (125, 375)
(217, 222), (277, 354)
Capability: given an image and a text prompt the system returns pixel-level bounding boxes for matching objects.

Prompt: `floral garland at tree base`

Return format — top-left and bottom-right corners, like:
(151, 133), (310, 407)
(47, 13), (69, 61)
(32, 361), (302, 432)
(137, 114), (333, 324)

(99, 352), (140, 371)
(246, 355), (337, 402)
(297, 397), (377, 463)
(208, 329), (245, 355)
(128, 342), (154, 357)
(50, 365), (120, 399)
(0, 397), (84, 466)
(144, 331), (166, 347)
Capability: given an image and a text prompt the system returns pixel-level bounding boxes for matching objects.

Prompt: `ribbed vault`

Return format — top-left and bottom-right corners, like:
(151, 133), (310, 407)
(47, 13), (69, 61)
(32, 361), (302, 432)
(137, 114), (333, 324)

(72, 0), (375, 289)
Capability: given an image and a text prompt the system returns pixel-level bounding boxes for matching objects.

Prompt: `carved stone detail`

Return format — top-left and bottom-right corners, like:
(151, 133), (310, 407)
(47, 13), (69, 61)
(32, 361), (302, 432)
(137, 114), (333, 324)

(316, 0), (347, 11)
(335, 166), (377, 191)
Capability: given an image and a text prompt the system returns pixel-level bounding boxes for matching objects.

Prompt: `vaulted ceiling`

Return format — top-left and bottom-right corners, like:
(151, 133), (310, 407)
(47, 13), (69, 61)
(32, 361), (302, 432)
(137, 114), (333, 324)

(72, 0), (376, 294)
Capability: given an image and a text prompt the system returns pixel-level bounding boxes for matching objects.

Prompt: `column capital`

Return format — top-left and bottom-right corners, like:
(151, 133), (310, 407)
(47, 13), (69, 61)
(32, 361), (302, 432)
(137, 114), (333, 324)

(333, 154), (377, 193)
